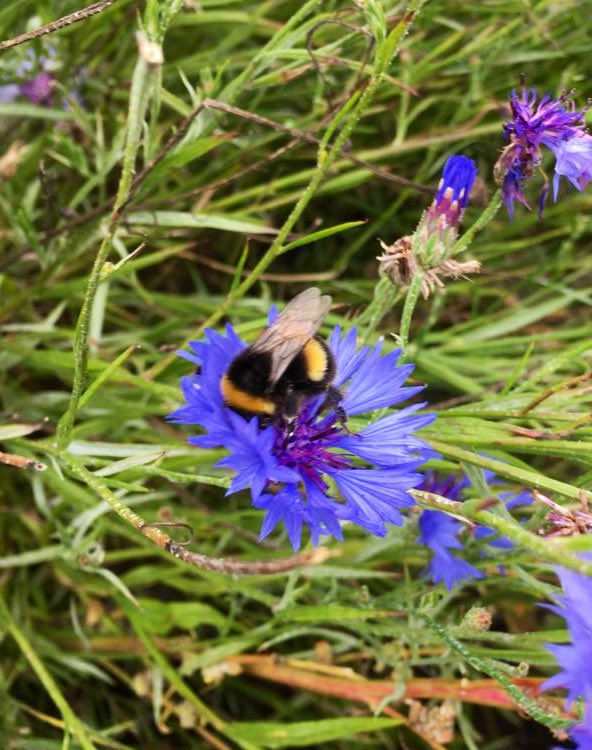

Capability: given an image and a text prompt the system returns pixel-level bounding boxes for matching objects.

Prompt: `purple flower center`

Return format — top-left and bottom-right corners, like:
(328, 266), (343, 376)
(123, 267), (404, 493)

(272, 406), (352, 491)
(505, 88), (586, 150)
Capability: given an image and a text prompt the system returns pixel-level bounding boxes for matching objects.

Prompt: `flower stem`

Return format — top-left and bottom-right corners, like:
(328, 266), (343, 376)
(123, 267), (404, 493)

(398, 271), (425, 355)
(59, 450), (333, 575)
(356, 276), (403, 343)
(56, 32), (164, 449)
(416, 610), (573, 731)
(452, 188), (503, 257)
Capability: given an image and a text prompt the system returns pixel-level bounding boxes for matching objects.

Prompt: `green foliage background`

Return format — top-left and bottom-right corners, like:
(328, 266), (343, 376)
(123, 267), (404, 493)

(1, 0), (591, 748)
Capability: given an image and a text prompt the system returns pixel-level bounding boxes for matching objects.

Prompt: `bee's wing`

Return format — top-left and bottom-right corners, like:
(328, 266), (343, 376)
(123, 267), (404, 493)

(251, 288), (332, 382)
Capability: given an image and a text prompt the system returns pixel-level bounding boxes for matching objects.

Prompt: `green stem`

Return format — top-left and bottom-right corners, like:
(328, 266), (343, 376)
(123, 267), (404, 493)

(425, 439), (588, 503)
(356, 275), (402, 343)
(61, 451), (146, 530)
(57, 41), (162, 449)
(0, 595), (98, 749)
(452, 188), (503, 258)
(416, 611), (573, 731)
(398, 271), (425, 355)
(56, 234), (112, 448)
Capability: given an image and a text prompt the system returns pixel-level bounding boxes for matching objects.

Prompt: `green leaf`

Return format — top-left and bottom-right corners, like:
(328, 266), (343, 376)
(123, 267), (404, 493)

(0, 102), (74, 120)
(94, 450), (165, 477)
(229, 717), (404, 748)
(281, 220), (366, 252)
(127, 210), (276, 235)
(0, 422), (43, 440)
(277, 606), (393, 623)
(137, 598), (227, 635)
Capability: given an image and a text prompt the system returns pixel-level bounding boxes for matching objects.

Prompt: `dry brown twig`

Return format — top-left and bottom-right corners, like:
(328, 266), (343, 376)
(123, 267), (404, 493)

(0, 0), (121, 52)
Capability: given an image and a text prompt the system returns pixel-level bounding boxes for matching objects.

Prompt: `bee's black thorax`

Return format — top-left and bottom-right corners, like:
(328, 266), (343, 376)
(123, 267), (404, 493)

(272, 336), (336, 419)
(226, 349), (273, 397)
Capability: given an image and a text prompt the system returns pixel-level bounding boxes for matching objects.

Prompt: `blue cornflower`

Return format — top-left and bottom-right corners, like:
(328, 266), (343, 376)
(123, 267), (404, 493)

(378, 154), (480, 298)
(168, 319), (435, 550)
(542, 556), (592, 749)
(0, 47), (57, 106)
(417, 471), (533, 590)
(495, 83), (592, 217)
(418, 472), (482, 590)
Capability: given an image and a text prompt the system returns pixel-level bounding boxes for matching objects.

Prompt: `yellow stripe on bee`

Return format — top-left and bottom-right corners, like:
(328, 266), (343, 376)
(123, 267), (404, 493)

(220, 374), (276, 415)
(303, 338), (328, 382)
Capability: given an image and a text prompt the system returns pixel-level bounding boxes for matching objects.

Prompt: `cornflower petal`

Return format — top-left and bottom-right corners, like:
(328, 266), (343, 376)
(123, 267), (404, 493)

(429, 155), (478, 229)
(332, 467), (420, 535)
(334, 405), (436, 466)
(542, 642), (592, 707)
(341, 343), (423, 416)
(255, 485), (305, 550)
(217, 415), (300, 498)
(568, 706), (592, 750)
(418, 509), (483, 590)
(551, 135), (592, 199)
(419, 509), (464, 551)
(254, 481), (348, 549)
(425, 548), (483, 591)
(329, 326), (369, 386)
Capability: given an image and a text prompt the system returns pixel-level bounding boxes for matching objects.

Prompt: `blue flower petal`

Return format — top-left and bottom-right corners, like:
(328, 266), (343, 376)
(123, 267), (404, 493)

(551, 135), (592, 199)
(329, 327), (369, 386)
(335, 404), (435, 467)
(254, 485), (305, 550)
(418, 510), (483, 590)
(542, 554), (592, 709)
(427, 549), (483, 591)
(218, 415), (300, 499)
(342, 343), (422, 416)
(331, 468), (419, 534)
(435, 155), (478, 210)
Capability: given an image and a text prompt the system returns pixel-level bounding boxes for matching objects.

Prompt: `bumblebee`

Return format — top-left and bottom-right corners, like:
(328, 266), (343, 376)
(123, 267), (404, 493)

(220, 288), (343, 425)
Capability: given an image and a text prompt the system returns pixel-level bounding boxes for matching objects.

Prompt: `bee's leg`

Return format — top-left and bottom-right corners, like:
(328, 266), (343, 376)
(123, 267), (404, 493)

(282, 388), (301, 422)
(323, 386), (350, 430)
(283, 416), (298, 440)
(276, 388), (301, 442)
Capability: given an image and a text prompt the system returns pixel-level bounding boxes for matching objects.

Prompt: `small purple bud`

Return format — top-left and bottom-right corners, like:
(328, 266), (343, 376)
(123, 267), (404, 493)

(19, 72), (55, 106)
(428, 155), (478, 229)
